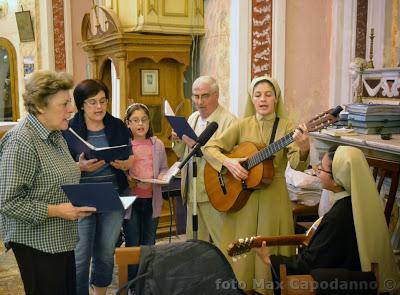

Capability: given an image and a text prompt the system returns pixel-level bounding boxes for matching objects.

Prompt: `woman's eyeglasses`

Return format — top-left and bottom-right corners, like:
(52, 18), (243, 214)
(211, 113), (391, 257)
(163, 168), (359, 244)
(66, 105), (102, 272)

(128, 117), (150, 124)
(316, 164), (332, 175)
(84, 97), (109, 107)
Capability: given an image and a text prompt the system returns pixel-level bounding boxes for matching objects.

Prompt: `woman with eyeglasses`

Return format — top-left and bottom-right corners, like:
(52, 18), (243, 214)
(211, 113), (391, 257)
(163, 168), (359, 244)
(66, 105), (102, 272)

(0, 71), (97, 295)
(255, 146), (400, 294)
(63, 79), (133, 295)
(122, 103), (169, 280)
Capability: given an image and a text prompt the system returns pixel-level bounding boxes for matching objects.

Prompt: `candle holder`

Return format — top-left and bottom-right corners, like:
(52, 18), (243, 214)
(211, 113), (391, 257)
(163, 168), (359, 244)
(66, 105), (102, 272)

(365, 28), (375, 69)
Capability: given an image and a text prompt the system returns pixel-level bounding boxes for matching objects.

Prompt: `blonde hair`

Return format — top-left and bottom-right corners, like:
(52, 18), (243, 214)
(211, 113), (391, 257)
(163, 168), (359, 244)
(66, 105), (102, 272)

(23, 70), (73, 116)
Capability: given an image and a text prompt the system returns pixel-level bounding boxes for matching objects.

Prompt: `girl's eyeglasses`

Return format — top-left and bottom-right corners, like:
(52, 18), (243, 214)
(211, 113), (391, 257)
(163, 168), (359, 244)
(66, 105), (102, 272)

(128, 117), (149, 124)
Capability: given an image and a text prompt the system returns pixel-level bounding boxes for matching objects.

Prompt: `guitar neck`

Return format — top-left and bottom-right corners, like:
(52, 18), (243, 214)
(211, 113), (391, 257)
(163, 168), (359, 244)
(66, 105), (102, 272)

(246, 131), (295, 169)
(243, 106), (344, 170)
(251, 234), (308, 248)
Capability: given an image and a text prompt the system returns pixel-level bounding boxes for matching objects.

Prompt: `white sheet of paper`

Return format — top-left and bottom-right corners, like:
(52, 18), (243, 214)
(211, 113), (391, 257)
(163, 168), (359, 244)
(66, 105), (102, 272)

(164, 100), (175, 116)
(119, 196), (136, 209)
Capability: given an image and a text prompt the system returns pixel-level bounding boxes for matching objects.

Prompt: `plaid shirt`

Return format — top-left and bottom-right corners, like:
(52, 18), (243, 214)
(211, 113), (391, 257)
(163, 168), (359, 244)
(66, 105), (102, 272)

(0, 114), (81, 253)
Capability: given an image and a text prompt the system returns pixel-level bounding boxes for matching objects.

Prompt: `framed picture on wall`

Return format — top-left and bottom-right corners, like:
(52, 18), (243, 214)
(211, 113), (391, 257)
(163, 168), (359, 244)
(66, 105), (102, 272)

(141, 69), (159, 95)
(15, 11), (35, 42)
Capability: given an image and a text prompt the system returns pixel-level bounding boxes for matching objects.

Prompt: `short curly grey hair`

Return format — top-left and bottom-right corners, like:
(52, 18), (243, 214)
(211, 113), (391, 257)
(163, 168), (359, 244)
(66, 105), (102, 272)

(23, 70), (73, 116)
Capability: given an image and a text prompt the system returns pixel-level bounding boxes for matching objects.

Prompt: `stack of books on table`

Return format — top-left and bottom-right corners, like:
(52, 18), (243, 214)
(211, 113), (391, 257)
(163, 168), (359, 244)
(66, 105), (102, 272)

(347, 104), (400, 134)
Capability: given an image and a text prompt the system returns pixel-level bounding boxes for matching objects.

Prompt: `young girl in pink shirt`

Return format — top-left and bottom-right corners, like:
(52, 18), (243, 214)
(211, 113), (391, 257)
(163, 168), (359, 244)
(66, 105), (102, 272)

(123, 103), (169, 279)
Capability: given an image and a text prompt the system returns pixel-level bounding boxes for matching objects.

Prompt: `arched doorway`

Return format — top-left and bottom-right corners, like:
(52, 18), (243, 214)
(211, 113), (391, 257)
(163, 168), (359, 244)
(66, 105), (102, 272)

(0, 38), (19, 121)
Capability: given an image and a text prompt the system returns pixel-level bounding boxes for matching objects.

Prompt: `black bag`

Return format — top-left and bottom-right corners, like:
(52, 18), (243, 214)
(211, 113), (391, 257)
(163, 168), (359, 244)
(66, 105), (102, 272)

(117, 240), (245, 295)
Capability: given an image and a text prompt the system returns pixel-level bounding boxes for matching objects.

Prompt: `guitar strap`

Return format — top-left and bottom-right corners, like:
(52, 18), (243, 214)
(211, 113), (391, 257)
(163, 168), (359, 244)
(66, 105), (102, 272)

(268, 117), (279, 145)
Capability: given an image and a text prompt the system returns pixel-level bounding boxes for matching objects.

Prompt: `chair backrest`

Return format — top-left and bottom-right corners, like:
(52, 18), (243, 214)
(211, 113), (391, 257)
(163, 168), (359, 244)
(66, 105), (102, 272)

(115, 246), (141, 295)
(280, 263), (379, 295)
(366, 156), (400, 226)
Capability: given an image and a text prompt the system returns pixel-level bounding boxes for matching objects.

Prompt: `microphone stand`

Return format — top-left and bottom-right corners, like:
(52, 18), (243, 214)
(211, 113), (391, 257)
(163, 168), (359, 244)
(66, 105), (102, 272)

(190, 148), (202, 240)
(171, 121), (218, 240)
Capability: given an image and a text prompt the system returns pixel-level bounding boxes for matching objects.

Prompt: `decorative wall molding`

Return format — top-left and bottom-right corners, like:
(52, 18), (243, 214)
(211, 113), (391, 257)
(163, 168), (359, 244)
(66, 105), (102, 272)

(162, 0), (188, 17)
(81, 5), (121, 42)
(147, 0), (158, 15)
(351, 68), (400, 101)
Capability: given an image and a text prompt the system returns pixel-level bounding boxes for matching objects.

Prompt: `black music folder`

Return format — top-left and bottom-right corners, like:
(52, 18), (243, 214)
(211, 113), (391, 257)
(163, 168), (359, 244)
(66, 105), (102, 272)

(67, 128), (131, 162)
(62, 182), (136, 212)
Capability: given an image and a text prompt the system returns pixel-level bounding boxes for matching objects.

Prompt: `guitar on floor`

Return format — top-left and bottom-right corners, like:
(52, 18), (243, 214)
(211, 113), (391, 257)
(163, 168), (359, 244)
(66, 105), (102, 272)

(227, 217), (322, 260)
(204, 106), (343, 213)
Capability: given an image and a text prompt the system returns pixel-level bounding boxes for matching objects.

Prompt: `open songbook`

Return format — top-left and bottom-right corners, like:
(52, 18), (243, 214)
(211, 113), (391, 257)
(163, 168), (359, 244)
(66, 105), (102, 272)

(67, 128), (131, 162)
(164, 100), (197, 140)
(135, 161), (181, 184)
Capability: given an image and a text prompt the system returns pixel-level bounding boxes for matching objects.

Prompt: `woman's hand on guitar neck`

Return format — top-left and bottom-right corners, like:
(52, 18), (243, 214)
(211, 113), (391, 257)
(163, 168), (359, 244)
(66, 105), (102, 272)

(222, 157), (248, 181)
(293, 123), (310, 160)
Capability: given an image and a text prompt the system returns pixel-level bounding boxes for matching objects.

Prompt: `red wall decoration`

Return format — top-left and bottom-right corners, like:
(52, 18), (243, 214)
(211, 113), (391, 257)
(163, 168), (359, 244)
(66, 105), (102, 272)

(251, 0), (273, 79)
(52, 0), (66, 71)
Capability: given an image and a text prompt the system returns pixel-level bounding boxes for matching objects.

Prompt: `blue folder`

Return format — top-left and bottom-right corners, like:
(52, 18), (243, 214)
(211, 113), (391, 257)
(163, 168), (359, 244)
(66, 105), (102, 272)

(61, 182), (134, 212)
(165, 115), (198, 140)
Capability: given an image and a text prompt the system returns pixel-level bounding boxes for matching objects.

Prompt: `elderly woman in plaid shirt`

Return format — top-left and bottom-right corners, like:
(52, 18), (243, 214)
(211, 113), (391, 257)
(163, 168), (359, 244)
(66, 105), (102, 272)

(0, 71), (96, 295)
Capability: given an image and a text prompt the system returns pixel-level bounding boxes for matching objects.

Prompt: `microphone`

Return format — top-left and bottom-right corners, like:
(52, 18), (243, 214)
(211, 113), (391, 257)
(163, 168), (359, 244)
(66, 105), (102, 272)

(173, 121), (219, 175)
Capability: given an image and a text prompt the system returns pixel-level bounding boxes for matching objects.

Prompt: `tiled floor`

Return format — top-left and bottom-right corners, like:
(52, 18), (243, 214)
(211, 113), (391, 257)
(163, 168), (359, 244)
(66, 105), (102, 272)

(0, 242), (24, 295)
(0, 235), (184, 295)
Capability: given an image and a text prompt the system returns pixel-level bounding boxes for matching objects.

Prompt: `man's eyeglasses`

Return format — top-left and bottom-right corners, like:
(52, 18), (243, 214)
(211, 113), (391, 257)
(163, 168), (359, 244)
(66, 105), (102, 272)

(192, 92), (216, 100)
(128, 117), (150, 124)
(84, 97), (109, 107)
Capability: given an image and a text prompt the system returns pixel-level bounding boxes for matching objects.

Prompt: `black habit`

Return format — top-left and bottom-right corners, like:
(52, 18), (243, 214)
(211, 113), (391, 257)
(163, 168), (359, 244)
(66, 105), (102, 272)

(270, 196), (361, 277)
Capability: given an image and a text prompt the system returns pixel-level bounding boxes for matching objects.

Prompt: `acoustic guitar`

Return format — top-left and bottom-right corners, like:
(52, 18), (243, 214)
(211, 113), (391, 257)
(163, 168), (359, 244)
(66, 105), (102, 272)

(204, 106), (343, 213)
(227, 217), (322, 260)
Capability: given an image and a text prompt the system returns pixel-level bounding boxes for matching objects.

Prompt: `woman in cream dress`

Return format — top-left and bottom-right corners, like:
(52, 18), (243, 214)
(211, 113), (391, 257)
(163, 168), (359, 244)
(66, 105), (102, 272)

(204, 76), (310, 294)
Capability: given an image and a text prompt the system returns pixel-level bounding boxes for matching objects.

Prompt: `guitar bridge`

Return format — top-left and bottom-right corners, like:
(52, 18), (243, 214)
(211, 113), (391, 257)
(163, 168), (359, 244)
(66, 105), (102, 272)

(218, 172), (227, 195)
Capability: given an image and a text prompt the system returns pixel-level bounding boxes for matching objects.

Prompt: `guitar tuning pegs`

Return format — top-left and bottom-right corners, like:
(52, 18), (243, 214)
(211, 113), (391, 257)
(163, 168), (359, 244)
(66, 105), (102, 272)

(238, 238), (244, 243)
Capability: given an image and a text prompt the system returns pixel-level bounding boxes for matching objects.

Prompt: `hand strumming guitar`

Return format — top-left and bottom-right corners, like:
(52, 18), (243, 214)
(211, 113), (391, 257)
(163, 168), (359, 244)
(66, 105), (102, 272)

(222, 157), (248, 181)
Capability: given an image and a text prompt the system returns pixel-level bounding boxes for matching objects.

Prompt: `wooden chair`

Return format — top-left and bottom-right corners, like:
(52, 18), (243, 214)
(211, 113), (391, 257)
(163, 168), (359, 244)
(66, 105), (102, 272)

(291, 202), (319, 232)
(115, 246), (141, 295)
(366, 156), (400, 226)
(280, 263), (379, 295)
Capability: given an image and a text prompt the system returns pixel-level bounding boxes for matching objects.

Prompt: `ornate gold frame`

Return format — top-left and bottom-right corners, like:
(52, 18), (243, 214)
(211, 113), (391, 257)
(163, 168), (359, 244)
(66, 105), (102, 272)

(0, 38), (19, 121)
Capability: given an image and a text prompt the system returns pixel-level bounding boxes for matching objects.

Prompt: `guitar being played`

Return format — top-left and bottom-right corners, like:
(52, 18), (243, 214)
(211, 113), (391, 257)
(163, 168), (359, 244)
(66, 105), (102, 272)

(204, 77), (343, 213)
(202, 76), (343, 293)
